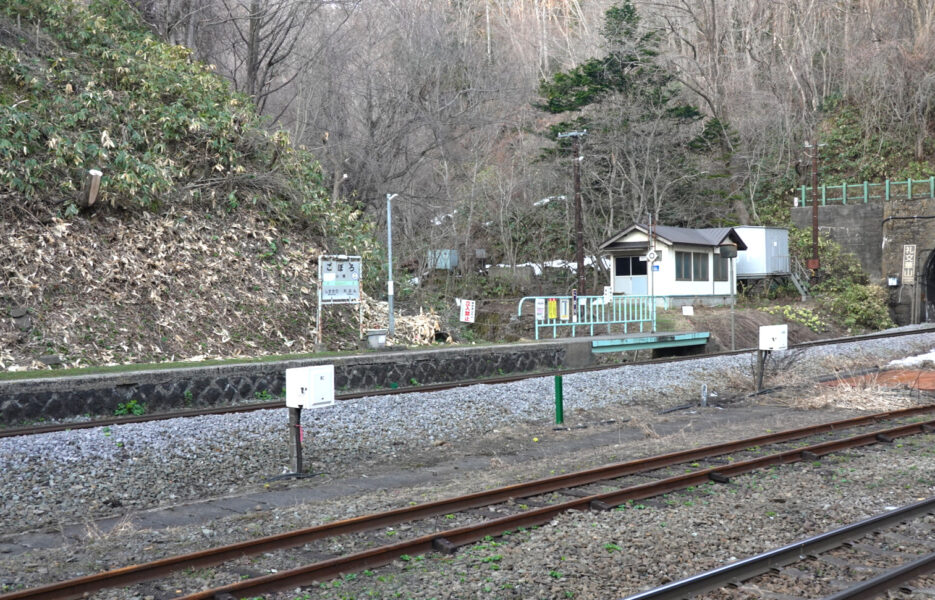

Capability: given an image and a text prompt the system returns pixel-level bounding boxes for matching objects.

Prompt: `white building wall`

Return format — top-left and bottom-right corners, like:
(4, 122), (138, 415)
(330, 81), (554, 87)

(735, 226), (790, 277)
(607, 236), (736, 304)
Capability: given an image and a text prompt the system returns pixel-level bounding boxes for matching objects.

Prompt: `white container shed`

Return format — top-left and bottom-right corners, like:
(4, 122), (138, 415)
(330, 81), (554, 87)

(734, 226), (790, 279)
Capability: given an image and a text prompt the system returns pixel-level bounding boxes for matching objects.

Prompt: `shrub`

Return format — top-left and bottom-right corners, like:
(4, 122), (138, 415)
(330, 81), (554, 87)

(787, 226), (893, 332)
(0, 0), (372, 255)
(759, 305), (828, 333)
(820, 283), (894, 332)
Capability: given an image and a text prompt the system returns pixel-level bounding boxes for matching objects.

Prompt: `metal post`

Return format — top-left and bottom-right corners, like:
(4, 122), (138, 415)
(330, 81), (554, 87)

(730, 257), (735, 351)
(554, 375), (564, 425)
(806, 139), (821, 272)
(386, 193), (398, 337)
(559, 130), (587, 295)
(289, 406), (303, 473)
(755, 350), (768, 392)
(317, 258), (323, 345)
(811, 140), (818, 266)
(650, 213), (656, 332)
(573, 136), (585, 295)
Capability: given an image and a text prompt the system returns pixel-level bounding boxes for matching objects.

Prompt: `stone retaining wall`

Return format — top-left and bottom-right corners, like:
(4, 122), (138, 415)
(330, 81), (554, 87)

(0, 341), (590, 424)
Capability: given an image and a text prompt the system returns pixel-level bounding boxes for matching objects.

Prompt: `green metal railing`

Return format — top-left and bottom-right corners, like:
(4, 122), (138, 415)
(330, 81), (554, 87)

(799, 177), (935, 205)
(517, 294), (664, 340)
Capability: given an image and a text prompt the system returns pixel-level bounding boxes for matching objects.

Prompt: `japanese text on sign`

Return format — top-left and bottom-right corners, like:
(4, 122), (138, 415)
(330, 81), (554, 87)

(547, 298), (558, 320)
(320, 257), (361, 303)
(459, 299), (476, 323)
(903, 244), (917, 284)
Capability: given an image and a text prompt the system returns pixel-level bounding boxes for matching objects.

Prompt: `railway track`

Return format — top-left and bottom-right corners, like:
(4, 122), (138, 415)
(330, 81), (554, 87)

(622, 496), (935, 599)
(2, 325), (933, 439)
(4, 405), (934, 600)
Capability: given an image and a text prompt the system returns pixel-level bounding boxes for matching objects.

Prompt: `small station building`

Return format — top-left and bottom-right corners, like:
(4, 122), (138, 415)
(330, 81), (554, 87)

(599, 223), (749, 306)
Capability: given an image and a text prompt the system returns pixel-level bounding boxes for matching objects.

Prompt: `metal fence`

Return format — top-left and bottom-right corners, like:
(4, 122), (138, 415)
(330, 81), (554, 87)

(799, 177), (935, 205)
(517, 294), (663, 340)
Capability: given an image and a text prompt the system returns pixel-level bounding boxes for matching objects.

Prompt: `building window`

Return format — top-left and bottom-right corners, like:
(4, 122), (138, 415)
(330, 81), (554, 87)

(692, 252), (708, 281)
(632, 256), (647, 275)
(713, 255), (729, 281)
(676, 251), (692, 281)
(615, 256), (647, 276)
(615, 256), (630, 276)
(677, 251), (710, 281)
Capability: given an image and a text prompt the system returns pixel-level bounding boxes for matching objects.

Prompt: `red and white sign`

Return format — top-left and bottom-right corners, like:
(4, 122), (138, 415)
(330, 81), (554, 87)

(460, 299), (476, 323)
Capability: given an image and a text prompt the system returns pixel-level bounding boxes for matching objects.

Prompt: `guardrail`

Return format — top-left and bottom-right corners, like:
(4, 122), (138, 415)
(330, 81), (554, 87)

(517, 295), (661, 340)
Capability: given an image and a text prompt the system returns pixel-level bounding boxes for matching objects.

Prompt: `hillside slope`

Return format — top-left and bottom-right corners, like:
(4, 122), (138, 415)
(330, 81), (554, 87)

(0, 1), (440, 371)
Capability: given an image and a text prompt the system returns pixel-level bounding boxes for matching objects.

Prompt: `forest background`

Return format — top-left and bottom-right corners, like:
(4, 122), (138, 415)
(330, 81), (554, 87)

(1, 0), (933, 366)
(131, 0), (935, 280)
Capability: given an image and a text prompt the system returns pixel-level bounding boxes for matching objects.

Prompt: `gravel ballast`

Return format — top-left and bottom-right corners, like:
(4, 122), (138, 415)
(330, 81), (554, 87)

(1, 329), (935, 598)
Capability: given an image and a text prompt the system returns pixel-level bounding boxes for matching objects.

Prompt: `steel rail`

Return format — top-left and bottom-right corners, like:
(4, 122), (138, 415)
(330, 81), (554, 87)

(175, 418), (935, 600)
(9, 414), (931, 600)
(3, 326), (935, 439)
(820, 551), (935, 600)
(620, 496), (935, 600)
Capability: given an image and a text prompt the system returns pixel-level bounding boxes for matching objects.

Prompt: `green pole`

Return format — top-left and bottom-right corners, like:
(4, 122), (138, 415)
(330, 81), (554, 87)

(554, 375), (564, 425)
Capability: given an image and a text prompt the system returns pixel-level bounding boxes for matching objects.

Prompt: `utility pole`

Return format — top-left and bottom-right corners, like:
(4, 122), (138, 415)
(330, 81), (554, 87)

(804, 139), (824, 272)
(558, 130), (587, 295)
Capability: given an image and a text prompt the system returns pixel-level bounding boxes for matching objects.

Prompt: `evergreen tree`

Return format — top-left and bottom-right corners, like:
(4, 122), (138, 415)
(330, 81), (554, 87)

(536, 1), (723, 234)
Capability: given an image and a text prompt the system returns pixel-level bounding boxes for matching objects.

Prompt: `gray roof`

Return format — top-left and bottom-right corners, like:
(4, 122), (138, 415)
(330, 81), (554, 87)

(600, 224), (748, 251)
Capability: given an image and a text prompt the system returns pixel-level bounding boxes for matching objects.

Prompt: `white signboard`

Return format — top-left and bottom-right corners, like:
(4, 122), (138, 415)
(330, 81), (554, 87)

(759, 324), (788, 351)
(535, 298), (546, 320)
(460, 299), (476, 323)
(285, 365), (335, 409)
(559, 299), (569, 321)
(603, 285), (613, 304)
(903, 244), (917, 284)
(682, 306), (694, 316)
(319, 256), (361, 303)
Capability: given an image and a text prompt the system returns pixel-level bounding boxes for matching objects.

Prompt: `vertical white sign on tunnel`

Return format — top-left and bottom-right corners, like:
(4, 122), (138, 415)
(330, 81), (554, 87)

(903, 244), (917, 284)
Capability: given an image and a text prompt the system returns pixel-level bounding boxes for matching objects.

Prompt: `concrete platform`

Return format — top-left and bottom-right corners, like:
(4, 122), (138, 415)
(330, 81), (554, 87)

(590, 331), (710, 355)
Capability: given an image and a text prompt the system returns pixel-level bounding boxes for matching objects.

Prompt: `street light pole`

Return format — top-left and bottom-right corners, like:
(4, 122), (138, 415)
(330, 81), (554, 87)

(386, 193), (398, 337)
(558, 130), (587, 295)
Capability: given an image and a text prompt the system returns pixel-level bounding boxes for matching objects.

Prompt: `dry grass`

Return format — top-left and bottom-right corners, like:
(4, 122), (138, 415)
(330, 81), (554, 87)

(781, 373), (919, 411)
(815, 340), (934, 374)
(0, 207), (441, 371)
(629, 416), (660, 439)
(83, 513), (137, 542)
